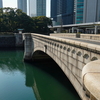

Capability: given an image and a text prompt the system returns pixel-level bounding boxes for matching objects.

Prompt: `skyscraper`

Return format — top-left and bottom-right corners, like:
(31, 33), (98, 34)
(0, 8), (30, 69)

(29, 0), (36, 17)
(36, 0), (46, 16)
(51, 0), (57, 22)
(75, 0), (100, 24)
(28, 0), (46, 17)
(0, 0), (3, 8)
(17, 0), (27, 14)
(83, 0), (100, 23)
(51, 0), (74, 25)
(75, 0), (84, 24)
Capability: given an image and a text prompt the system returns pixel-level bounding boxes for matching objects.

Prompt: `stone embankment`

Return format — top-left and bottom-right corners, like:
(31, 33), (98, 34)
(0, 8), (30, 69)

(0, 33), (23, 48)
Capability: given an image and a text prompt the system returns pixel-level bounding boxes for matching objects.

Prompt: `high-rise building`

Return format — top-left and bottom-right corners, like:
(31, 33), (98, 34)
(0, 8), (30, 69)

(75, 0), (84, 24)
(51, 0), (74, 25)
(51, 0), (57, 25)
(17, 0), (27, 14)
(51, 0), (57, 21)
(29, 0), (36, 17)
(28, 0), (46, 17)
(36, 0), (46, 16)
(83, 0), (100, 23)
(0, 0), (3, 8)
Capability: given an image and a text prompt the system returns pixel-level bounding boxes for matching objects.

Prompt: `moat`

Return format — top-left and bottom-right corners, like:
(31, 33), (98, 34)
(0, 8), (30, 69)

(0, 49), (80, 100)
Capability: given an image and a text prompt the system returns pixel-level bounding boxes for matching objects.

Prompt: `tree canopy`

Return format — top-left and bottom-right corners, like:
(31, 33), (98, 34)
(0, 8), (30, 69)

(32, 16), (52, 34)
(0, 7), (52, 34)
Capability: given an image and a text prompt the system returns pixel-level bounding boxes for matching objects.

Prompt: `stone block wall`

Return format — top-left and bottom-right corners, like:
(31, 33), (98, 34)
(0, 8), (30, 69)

(0, 34), (23, 48)
(0, 35), (15, 48)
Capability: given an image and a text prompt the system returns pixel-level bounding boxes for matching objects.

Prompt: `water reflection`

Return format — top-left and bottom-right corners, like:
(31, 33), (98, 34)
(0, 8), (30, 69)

(0, 50), (25, 74)
(25, 66), (41, 100)
(25, 62), (81, 100)
(0, 50), (80, 100)
(0, 59), (25, 73)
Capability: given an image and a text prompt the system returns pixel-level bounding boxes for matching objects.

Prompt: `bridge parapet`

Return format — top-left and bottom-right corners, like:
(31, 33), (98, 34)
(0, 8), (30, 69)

(24, 33), (100, 100)
(50, 33), (76, 38)
(50, 33), (100, 41)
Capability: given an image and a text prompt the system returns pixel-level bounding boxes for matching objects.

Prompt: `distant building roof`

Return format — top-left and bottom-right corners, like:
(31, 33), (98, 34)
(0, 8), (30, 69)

(18, 29), (24, 31)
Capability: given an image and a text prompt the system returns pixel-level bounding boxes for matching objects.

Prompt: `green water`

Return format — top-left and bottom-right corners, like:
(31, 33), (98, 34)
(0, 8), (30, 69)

(0, 49), (80, 100)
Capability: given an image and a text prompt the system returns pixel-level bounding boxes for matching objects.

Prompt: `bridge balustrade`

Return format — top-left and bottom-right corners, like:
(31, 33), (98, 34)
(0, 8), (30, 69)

(50, 33), (100, 41)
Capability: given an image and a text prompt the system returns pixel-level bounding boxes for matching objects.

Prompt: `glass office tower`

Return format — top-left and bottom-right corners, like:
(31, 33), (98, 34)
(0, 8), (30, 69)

(83, 0), (100, 23)
(75, 0), (84, 24)
(51, 0), (74, 25)
(0, 0), (3, 8)
(51, 0), (57, 21)
(37, 0), (46, 16)
(18, 0), (27, 14)
(29, 0), (36, 17)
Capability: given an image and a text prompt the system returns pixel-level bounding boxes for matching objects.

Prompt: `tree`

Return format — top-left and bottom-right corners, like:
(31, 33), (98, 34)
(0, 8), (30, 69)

(0, 8), (52, 34)
(32, 16), (52, 34)
(0, 7), (34, 32)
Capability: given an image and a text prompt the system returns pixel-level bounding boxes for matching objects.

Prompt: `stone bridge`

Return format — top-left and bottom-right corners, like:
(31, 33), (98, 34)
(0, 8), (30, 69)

(24, 33), (100, 100)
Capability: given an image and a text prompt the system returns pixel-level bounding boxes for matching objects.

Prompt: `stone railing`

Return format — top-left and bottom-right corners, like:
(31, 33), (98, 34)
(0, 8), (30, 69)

(50, 33), (100, 41)
(81, 34), (100, 41)
(50, 33), (76, 38)
(82, 60), (100, 100)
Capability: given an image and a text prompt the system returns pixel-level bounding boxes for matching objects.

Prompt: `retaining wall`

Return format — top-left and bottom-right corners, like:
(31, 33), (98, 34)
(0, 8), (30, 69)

(0, 34), (23, 48)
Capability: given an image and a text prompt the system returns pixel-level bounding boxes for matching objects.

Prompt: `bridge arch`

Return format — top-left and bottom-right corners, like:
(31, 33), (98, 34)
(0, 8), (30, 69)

(32, 50), (52, 62)
(31, 45), (86, 99)
(32, 47), (64, 68)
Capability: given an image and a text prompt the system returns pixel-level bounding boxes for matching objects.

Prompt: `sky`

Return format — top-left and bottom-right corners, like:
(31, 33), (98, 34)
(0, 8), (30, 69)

(3, 0), (50, 17)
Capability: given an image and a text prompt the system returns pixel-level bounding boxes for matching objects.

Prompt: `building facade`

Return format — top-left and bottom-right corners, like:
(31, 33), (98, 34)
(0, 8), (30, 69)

(0, 0), (3, 8)
(28, 0), (46, 17)
(29, 0), (36, 17)
(36, 0), (46, 16)
(51, 0), (57, 21)
(75, 0), (84, 24)
(51, 0), (100, 25)
(17, 0), (27, 14)
(83, 0), (100, 23)
(51, 0), (74, 25)
(75, 0), (100, 24)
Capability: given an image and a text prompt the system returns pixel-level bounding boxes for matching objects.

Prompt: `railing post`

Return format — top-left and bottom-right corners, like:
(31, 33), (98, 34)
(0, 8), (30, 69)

(94, 25), (98, 34)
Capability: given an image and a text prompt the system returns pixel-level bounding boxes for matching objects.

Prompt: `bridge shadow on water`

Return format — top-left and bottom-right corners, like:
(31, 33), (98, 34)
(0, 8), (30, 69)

(28, 58), (81, 100)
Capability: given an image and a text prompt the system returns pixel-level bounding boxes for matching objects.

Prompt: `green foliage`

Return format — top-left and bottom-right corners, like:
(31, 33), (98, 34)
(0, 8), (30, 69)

(32, 16), (52, 34)
(0, 32), (14, 35)
(0, 7), (33, 32)
(0, 7), (52, 34)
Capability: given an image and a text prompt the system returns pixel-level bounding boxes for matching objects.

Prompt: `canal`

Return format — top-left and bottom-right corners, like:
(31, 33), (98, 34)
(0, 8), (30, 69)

(0, 49), (81, 100)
